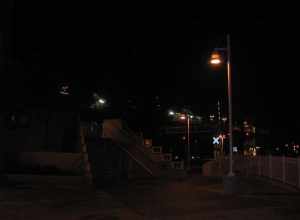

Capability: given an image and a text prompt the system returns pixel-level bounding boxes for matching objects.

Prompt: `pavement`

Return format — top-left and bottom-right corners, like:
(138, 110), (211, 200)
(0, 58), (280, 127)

(1, 174), (300, 219)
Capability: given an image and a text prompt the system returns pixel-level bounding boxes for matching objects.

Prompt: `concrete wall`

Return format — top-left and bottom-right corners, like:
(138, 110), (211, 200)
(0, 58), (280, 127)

(0, 111), (79, 153)
(19, 152), (82, 173)
(202, 160), (223, 176)
(2, 151), (82, 174)
(0, 112), (46, 152)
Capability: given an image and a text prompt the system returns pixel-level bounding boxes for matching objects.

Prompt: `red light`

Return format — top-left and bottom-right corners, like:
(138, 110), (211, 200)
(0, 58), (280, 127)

(180, 115), (186, 120)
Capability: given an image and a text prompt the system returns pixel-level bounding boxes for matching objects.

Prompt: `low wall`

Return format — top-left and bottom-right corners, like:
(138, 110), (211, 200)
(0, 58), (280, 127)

(4, 152), (82, 174)
(202, 160), (224, 176)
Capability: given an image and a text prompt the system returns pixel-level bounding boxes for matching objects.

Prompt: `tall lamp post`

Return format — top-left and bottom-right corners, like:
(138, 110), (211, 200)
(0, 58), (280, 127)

(187, 114), (191, 170)
(210, 34), (234, 176)
(180, 113), (191, 171)
(169, 110), (192, 171)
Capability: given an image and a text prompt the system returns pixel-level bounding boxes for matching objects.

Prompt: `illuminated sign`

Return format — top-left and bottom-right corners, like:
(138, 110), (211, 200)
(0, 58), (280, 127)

(213, 137), (220, 145)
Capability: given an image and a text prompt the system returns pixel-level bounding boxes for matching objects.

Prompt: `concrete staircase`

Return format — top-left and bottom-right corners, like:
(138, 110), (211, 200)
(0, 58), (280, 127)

(80, 119), (187, 187)
(101, 119), (162, 178)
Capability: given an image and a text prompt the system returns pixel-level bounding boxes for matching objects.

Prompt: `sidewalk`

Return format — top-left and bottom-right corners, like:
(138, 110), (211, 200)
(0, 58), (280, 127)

(0, 186), (141, 220)
(0, 174), (300, 219)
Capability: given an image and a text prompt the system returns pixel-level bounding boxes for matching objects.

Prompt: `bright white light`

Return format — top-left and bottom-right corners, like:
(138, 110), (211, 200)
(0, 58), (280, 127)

(60, 91), (69, 95)
(222, 117), (227, 122)
(59, 85), (69, 95)
(168, 110), (175, 116)
(98, 98), (106, 104)
(189, 115), (194, 119)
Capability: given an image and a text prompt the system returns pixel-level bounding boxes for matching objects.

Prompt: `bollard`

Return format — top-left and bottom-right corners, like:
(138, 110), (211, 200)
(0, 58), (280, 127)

(282, 156), (286, 183)
(223, 175), (240, 194)
(268, 154), (272, 179)
(258, 156), (261, 176)
(297, 157), (300, 188)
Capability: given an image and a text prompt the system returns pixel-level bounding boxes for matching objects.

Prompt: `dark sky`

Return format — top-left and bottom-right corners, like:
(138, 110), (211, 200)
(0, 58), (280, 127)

(2, 2), (300, 142)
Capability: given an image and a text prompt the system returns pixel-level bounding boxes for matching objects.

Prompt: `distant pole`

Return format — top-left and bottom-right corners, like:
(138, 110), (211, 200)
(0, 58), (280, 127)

(221, 135), (224, 157)
(187, 115), (191, 171)
(217, 101), (221, 123)
(227, 34), (234, 176)
(217, 100), (222, 136)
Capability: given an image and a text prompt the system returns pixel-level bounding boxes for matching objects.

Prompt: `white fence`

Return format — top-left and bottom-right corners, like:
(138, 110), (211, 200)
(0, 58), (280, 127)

(233, 155), (300, 189)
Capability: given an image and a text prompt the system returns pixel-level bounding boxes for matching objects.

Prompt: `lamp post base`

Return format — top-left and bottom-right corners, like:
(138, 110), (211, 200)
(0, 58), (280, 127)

(223, 175), (238, 194)
(227, 171), (235, 177)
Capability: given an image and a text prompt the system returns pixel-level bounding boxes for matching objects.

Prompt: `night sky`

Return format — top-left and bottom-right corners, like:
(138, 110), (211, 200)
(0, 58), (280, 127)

(2, 2), (300, 143)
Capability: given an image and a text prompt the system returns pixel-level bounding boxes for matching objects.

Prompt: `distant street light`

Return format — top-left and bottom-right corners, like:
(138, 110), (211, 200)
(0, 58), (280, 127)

(98, 98), (106, 104)
(210, 34), (234, 177)
(186, 115), (191, 170)
(168, 110), (175, 116)
(180, 113), (191, 170)
(91, 93), (107, 110)
(59, 85), (70, 96)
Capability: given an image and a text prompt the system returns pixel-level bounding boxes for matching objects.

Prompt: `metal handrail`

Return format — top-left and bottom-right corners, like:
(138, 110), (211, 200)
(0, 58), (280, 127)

(117, 128), (157, 164)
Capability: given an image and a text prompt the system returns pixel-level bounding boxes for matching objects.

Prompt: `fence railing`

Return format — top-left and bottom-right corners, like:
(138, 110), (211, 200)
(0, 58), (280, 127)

(231, 155), (300, 189)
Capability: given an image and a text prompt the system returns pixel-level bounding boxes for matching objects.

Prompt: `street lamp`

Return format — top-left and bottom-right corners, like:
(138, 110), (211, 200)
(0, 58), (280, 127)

(90, 93), (107, 110)
(98, 98), (106, 104)
(180, 113), (191, 171)
(210, 34), (234, 177)
(168, 110), (175, 116)
(168, 110), (192, 171)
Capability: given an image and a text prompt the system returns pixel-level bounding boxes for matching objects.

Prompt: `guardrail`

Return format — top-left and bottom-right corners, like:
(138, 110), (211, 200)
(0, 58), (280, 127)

(229, 155), (300, 189)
